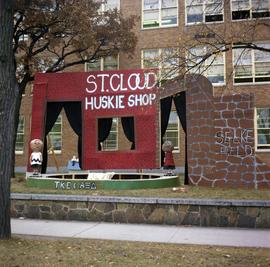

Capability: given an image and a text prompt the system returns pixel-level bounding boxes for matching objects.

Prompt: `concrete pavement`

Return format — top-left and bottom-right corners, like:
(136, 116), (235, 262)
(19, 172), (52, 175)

(11, 218), (270, 248)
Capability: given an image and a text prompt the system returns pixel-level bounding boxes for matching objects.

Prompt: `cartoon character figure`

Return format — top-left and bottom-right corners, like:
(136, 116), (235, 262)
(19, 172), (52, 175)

(162, 140), (175, 175)
(71, 155), (79, 166)
(30, 139), (43, 175)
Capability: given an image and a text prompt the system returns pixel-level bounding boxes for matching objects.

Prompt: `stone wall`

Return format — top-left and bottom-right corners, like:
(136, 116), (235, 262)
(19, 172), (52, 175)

(186, 82), (270, 188)
(11, 194), (270, 229)
(162, 74), (270, 188)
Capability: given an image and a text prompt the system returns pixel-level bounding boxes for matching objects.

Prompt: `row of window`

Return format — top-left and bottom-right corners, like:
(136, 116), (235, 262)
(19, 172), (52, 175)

(145, 0), (270, 27)
(16, 107), (270, 154)
(144, 44), (270, 85)
(17, 0), (270, 44)
(104, 0), (270, 29)
(15, 112), (180, 154)
(86, 43), (270, 86)
(22, 43), (270, 97)
(16, 116), (62, 154)
(16, 115), (119, 154)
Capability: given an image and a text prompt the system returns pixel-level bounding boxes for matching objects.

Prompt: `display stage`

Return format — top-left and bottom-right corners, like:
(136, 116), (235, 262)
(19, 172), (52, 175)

(26, 172), (180, 190)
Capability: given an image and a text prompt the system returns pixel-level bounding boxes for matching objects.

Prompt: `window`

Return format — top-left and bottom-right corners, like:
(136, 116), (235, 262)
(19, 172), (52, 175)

(187, 46), (225, 85)
(15, 116), (24, 154)
(142, 48), (179, 80)
(164, 111), (179, 151)
(86, 58), (101, 71)
(142, 0), (178, 28)
(102, 118), (118, 151)
(48, 115), (62, 153)
(186, 0), (224, 24)
(104, 0), (119, 10)
(233, 43), (270, 83)
(86, 55), (119, 71)
(103, 56), (119, 70)
(37, 57), (64, 73)
(256, 108), (270, 150)
(98, 0), (120, 12)
(18, 34), (29, 42)
(231, 0), (270, 20)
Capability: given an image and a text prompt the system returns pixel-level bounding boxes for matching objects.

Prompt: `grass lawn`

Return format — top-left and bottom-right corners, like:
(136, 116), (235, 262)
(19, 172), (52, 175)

(11, 175), (270, 200)
(0, 237), (269, 267)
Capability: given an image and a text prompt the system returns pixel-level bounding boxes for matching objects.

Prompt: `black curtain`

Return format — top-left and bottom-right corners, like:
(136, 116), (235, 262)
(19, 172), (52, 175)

(160, 96), (173, 165)
(121, 117), (135, 149)
(174, 91), (188, 185)
(42, 102), (63, 173)
(63, 102), (82, 168)
(98, 118), (113, 150)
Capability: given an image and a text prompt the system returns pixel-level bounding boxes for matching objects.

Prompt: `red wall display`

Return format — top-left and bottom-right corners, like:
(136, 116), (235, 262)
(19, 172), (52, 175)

(29, 69), (160, 171)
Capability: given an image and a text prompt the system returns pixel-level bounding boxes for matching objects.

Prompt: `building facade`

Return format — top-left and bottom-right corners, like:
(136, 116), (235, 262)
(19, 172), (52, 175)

(16, 0), (270, 172)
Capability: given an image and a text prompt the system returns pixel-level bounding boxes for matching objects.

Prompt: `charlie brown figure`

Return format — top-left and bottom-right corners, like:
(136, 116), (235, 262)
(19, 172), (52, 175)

(30, 139), (43, 175)
(162, 140), (175, 175)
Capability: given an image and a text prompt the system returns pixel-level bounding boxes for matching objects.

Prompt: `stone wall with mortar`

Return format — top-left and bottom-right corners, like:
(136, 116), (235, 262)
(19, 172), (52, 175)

(11, 194), (270, 229)
(186, 85), (270, 188)
(161, 74), (270, 188)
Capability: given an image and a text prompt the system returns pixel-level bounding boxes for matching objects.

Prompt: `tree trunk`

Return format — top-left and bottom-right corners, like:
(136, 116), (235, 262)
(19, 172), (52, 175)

(0, 0), (17, 239)
(11, 90), (24, 177)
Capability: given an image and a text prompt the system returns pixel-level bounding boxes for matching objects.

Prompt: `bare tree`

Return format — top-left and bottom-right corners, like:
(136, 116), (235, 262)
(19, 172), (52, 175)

(14, 0), (137, 88)
(154, 0), (270, 87)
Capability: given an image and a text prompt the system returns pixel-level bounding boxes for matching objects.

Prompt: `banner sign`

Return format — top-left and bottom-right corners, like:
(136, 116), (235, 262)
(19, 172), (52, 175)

(84, 71), (158, 111)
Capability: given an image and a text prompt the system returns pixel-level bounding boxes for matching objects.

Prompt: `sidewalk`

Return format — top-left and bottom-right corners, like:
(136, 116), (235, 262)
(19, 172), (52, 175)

(11, 218), (270, 248)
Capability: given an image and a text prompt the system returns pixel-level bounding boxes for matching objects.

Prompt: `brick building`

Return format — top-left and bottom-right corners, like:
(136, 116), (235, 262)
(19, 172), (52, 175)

(16, 0), (270, 174)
